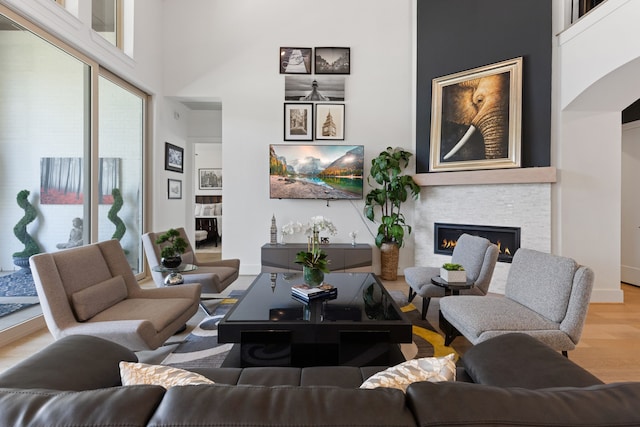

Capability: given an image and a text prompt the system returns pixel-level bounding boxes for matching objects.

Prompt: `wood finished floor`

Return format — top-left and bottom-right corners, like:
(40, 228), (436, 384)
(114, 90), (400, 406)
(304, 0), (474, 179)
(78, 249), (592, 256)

(1, 275), (639, 384)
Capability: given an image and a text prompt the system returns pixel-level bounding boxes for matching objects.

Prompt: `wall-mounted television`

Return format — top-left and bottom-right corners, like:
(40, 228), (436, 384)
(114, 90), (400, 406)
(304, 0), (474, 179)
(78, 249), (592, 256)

(270, 144), (364, 200)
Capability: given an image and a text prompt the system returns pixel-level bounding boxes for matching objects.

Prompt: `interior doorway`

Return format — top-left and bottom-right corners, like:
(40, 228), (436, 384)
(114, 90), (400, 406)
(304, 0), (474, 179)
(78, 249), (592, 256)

(621, 99), (640, 286)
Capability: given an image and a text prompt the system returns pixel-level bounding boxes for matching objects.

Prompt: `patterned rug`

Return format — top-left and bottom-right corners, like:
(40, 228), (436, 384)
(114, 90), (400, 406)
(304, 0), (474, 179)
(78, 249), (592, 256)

(0, 269), (37, 297)
(162, 290), (457, 369)
(0, 269), (39, 319)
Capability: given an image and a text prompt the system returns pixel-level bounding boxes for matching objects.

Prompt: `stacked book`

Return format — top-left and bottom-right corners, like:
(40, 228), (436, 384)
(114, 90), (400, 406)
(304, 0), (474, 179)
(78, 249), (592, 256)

(291, 283), (337, 303)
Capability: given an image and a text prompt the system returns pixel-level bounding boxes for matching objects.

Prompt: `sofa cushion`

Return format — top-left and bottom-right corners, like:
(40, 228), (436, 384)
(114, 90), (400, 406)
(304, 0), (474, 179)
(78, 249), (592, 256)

(0, 386), (165, 427)
(462, 333), (603, 388)
(120, 362), (215, 388)
(71, 275), (128, 321)
(360, 354), (456, 392)
(148, 384), (416, 427)
(0, 335), (137, 391)
(406, 381), (640, 427)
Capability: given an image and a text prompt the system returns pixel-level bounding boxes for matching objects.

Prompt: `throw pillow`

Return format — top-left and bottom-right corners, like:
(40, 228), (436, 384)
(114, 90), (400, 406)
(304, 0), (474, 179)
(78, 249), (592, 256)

(360, 354), (456, 392)
(71, 275), (128, 321)
(194, 203), (203, 216)
(119, 362), (215, 389)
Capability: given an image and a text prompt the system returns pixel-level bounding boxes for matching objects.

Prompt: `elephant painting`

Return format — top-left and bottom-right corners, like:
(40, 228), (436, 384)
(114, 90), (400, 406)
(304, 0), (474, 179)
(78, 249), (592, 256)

(439, 72), (510, 162)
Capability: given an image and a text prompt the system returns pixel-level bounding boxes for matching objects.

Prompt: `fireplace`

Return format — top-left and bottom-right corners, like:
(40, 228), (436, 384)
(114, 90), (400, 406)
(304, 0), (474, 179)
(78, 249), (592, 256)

(434, 223), (521, 263)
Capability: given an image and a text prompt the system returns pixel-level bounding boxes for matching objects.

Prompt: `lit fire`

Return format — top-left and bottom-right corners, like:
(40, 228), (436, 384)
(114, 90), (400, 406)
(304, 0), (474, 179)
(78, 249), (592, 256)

(442, 238), (512, 256)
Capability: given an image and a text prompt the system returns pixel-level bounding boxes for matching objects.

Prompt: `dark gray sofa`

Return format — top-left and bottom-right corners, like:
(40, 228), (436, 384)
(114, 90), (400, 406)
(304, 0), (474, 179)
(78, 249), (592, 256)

(1, 333), (639, 426)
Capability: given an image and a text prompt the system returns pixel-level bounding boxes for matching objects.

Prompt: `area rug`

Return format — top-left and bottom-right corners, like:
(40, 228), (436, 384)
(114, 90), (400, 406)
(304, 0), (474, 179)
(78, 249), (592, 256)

(0, 303), (37, 319)
(161, 291), (243, 369)
(162, 290), (457, 369)
(0, 269), (37, 297)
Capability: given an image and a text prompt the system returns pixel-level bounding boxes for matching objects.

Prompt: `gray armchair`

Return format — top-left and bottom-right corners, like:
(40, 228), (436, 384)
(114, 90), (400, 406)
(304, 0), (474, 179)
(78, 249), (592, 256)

(404, 233), (499, 319)
(29, 239), (201, 351)
(142, 227), (239, 294)
(439, 248), (594, 355)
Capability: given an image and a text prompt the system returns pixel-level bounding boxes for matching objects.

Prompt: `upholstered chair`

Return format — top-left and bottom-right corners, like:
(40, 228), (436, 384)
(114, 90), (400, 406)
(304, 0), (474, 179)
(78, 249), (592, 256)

(439, 248), (594, 355)
(30, 239), (201, 351)
(404, 233), (499, 319)
(142, 227), (239, 294)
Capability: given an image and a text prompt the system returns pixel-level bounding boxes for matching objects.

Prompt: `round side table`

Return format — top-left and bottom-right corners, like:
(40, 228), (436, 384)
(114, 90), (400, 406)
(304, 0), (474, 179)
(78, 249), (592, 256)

(430, 276), (475, 296)
(152, 263), (198, 285)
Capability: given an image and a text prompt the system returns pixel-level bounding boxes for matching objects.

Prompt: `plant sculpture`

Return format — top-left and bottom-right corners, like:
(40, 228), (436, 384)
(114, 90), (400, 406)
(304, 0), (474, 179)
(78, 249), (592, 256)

(13, 189), (41, 258)
(155, 228), (188, 259)
(364, 147), (420, 248)
(108, 188), (126, 241)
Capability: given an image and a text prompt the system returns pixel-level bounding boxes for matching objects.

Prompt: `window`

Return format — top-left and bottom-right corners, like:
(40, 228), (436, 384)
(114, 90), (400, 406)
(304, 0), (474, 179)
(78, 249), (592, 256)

(92, 0), (123, 49)
(0, 6), (147, 338)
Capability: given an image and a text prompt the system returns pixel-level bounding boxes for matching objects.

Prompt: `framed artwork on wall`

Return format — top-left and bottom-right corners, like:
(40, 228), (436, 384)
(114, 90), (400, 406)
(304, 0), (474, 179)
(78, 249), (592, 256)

(315, 103), (345, 140)
(314, 47), (350, 74)
(168, 179), (182, 199)
(199, 168), (222, 189)
(429, 56), (523, 172)
(165, 142), (184, 173)
(284, 76), (345, 102)
(284, 103), (313, 141)
(279, 47), (312, 74)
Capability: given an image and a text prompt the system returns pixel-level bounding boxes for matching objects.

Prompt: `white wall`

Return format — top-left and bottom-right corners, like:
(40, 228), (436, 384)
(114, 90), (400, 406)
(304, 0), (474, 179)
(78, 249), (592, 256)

(554, 0), (640, 302)
(162, 0), (415, 275)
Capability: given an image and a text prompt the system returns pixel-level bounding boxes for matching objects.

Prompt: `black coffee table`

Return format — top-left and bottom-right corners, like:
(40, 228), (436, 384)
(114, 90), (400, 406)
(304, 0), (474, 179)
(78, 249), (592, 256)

(217, 272), (412, 367)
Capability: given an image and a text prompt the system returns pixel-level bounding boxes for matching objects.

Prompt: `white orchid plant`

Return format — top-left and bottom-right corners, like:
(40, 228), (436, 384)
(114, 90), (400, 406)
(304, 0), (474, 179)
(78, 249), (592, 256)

(290, 216), (338, 273)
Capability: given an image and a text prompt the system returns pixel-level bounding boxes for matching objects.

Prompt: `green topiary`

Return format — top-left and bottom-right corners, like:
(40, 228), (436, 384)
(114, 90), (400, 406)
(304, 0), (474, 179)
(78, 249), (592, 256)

(108, 188), (126, 241)
(13, 189), (41, 258)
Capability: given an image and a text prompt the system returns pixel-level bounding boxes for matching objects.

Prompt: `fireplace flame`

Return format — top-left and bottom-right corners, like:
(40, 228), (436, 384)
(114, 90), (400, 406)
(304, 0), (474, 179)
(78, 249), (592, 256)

(442, 239), (457, 249)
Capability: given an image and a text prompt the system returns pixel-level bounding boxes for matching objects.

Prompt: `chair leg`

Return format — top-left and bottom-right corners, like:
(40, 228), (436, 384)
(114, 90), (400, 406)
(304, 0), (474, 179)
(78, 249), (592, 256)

(562, 351), (568, 358)
(408, 286), (416, 303)
(421, 297), (431, 320)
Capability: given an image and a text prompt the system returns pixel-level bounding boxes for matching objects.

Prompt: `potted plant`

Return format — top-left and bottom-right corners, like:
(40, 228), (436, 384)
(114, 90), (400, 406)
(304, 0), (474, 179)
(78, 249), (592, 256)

(440, 263), (466, 283)
(294, 216), (337, 286)
(364, 147), (420, 280)
(13, 189), (41, 269)
(155, 228), (188, 269)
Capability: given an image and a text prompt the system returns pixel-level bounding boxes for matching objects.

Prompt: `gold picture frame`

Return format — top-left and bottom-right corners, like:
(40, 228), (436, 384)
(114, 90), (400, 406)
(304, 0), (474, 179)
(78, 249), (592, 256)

(430, 57), (522, 172)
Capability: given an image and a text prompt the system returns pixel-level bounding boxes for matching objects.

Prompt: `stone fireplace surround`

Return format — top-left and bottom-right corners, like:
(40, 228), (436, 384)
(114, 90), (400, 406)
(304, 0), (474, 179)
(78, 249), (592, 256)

(413, 182), (551, 295)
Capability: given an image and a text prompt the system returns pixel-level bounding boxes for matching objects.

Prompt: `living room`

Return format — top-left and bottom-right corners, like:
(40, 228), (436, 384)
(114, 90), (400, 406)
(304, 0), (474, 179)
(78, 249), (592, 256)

(3, 1), (640, 424)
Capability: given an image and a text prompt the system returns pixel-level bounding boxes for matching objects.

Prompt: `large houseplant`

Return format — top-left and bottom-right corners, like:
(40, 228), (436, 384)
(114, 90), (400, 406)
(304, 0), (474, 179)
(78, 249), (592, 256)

(364, 147), (420, 280)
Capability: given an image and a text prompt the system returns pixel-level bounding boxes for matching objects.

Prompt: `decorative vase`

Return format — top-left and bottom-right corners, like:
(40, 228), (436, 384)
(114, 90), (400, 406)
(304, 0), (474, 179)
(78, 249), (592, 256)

(12, 256), (31, 270)
(161, 255), (182, 269)
(379, 242), (399, 281)
(303, 265), (324, 287)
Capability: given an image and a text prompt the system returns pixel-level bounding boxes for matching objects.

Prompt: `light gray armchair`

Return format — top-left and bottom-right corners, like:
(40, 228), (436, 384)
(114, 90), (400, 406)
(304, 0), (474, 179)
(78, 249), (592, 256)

(29, 239), (201, 351)
(439, 248), (594, 355)
(404, 233), (499, 319)
(142, 227), (239, 294)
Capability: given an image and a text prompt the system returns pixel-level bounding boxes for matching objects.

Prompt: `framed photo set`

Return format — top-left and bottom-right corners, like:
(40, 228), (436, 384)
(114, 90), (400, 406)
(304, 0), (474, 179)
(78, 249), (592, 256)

(315, 104), (345, 140)
(284, 103), (313, 141)
(164, 142), (184, 173)
(279, 47), (312, 74)
(315, 47), (350, 74)
(430, 56), (523, 172)
(199, 168), (222, 190)
(168, 179), (182, 199)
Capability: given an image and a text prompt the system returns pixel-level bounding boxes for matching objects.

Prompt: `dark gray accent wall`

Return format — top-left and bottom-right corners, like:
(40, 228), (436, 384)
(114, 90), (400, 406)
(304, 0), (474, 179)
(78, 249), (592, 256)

(416, 0), (552, 173)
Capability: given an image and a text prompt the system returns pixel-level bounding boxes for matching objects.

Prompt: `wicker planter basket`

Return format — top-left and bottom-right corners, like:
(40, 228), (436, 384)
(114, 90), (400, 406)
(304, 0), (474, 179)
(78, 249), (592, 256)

(379, 242), (399, 281)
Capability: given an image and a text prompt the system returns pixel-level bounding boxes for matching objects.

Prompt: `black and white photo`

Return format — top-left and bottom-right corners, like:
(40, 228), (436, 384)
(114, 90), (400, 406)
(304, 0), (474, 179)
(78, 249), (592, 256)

(199, 168), (222, 189)
(284, 103), (313, 141)
(168, 179), (182, 199)
(285, 76), (345, 101)
(279, 47), (312, 74)
(165, 142), (184, 173)
(315, 47), (350, 74)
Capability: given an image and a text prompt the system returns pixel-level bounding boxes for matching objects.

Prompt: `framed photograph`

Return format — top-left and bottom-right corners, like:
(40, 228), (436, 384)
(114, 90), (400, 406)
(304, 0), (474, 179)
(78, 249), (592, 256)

(165, 142), (184, 173)
(199, 168), (222, 189)
(284, 103), (314, 141)
(279, 47), (312, 74)
(315, 104), (345, 140)
(430, 57), (523, 172)
(315, 47), (350, 74)
(285, 76), (345, 101)
(40, 157), (120, 204)
(168, 179), (182, 199)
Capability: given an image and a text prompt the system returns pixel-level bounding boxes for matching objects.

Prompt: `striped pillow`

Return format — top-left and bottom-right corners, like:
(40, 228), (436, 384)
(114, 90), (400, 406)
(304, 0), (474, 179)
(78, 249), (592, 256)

(360, 354), (456, 392)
